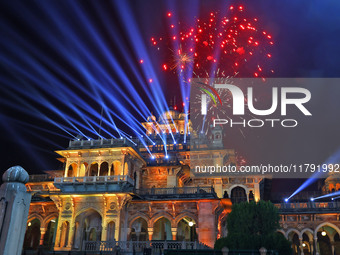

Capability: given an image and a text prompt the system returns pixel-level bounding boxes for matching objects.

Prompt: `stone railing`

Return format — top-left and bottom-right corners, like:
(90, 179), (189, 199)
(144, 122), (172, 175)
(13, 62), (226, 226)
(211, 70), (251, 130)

(54, 175), (134, 185)
(69, 137), (138, 149)
(275, 201), (340, 213)
(135, 186), (217, 199)
(83, 240), (210, 252)
(28, 174), (55, 182)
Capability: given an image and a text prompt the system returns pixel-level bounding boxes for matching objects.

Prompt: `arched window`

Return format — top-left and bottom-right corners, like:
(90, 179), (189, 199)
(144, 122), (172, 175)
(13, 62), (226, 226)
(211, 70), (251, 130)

(110, 163), (114, 176)
(60, 221), (70, 247)
(67, 163), (77, 177)
(24, 218), (41, 250)
(301, 233), (311, 255)
(177, 217), (197, 241)
(130, 218), (148, 241)
(289, 232), (300, 255)
(153, 217), (171, 241)
(100, 162), (109, 176)
(89, 163), (98, 176)
(107, 221), (115, 241)
(231, 186), (247, 204)
(316, 225), (340, 255)
(43, 218), (57, 249)
(73, 209), (102, 249)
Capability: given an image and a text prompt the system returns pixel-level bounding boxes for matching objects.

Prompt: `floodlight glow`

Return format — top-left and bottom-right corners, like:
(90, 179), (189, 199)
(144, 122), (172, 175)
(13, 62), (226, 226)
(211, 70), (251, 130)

(1, 0), (194, 158)
(311, 190), (340, 201)
(284, 198), (289, 203)
(287, 148), (340, 200)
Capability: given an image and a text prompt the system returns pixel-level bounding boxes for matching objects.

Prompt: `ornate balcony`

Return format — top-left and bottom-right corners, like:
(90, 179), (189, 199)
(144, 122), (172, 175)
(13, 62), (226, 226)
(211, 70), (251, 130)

(54, 175), (134, 193)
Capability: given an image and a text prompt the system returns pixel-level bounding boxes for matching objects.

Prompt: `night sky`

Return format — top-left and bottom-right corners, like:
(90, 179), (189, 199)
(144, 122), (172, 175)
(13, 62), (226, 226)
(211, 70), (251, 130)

(1, 0), (340, 193)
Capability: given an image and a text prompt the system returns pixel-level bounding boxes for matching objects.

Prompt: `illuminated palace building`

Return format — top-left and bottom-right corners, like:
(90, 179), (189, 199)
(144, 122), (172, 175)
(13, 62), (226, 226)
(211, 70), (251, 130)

(24, 110), (340, 255)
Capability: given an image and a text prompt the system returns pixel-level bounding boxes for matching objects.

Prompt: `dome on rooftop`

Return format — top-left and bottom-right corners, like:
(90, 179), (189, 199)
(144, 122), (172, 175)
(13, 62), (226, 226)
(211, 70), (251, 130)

(159, 109), (180, 123)
(2, 165), (29, 183)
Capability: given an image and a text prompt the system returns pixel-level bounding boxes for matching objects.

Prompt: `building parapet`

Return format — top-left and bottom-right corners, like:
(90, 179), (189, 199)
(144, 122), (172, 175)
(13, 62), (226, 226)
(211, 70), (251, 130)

(134, 186), (217, 200)
(83, 240), (211, 252)
(275, 201), (340, 213)
(28, 174), (55, 182)
(69, 138), (137, 149)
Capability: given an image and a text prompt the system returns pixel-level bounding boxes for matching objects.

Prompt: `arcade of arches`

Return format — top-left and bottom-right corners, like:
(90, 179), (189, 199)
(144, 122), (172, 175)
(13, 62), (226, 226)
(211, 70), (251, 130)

(65, 161), (124, 178)
(280, 224), (340, 255)
(128, 216), (197, 242)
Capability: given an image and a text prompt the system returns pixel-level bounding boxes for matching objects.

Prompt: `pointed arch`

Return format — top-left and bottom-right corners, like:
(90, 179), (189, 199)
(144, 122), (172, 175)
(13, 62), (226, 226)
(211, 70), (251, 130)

(99, 161), (109, 176)
(314, 222), (340, 239)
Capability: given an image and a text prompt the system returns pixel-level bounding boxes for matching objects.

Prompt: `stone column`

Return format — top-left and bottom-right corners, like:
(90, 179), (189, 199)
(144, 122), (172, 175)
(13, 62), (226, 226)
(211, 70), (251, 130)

(254, 181), (260, 202)
(39, 227), (46, 246)
(108, 162), (112, 176)
(214, 180), (223, 198)
(54, 213), (63, 248)
(309, 240), (314, 255)
(195, 227), (199, 241)
(148, 227), (153, 241)
(136, 231), (141, 241)
(0, 166), (32, 255)
(197, 201), (216, 247)
(101, 222), (107, 241)
(68, 220), (75, 248)
(314, 237), (319, 255)
(171, 227), (177, 240)
(121, 155), (126, 175)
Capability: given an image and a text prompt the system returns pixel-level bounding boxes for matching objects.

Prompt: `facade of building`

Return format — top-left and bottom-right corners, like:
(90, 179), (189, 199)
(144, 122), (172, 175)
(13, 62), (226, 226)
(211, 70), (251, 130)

(23, 110), (340, 255)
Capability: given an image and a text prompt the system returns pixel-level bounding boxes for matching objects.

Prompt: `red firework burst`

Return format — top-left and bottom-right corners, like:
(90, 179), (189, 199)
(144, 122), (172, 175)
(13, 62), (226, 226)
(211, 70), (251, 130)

(151, 5), (274, 78)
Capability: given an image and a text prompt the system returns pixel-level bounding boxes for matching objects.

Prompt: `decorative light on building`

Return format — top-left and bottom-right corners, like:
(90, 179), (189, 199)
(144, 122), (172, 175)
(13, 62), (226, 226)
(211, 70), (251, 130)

(302, 243), (306, 247)
(321, 230), (327, 236)
(188, 221), (194, 227)
(28, 222), (31, 227)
